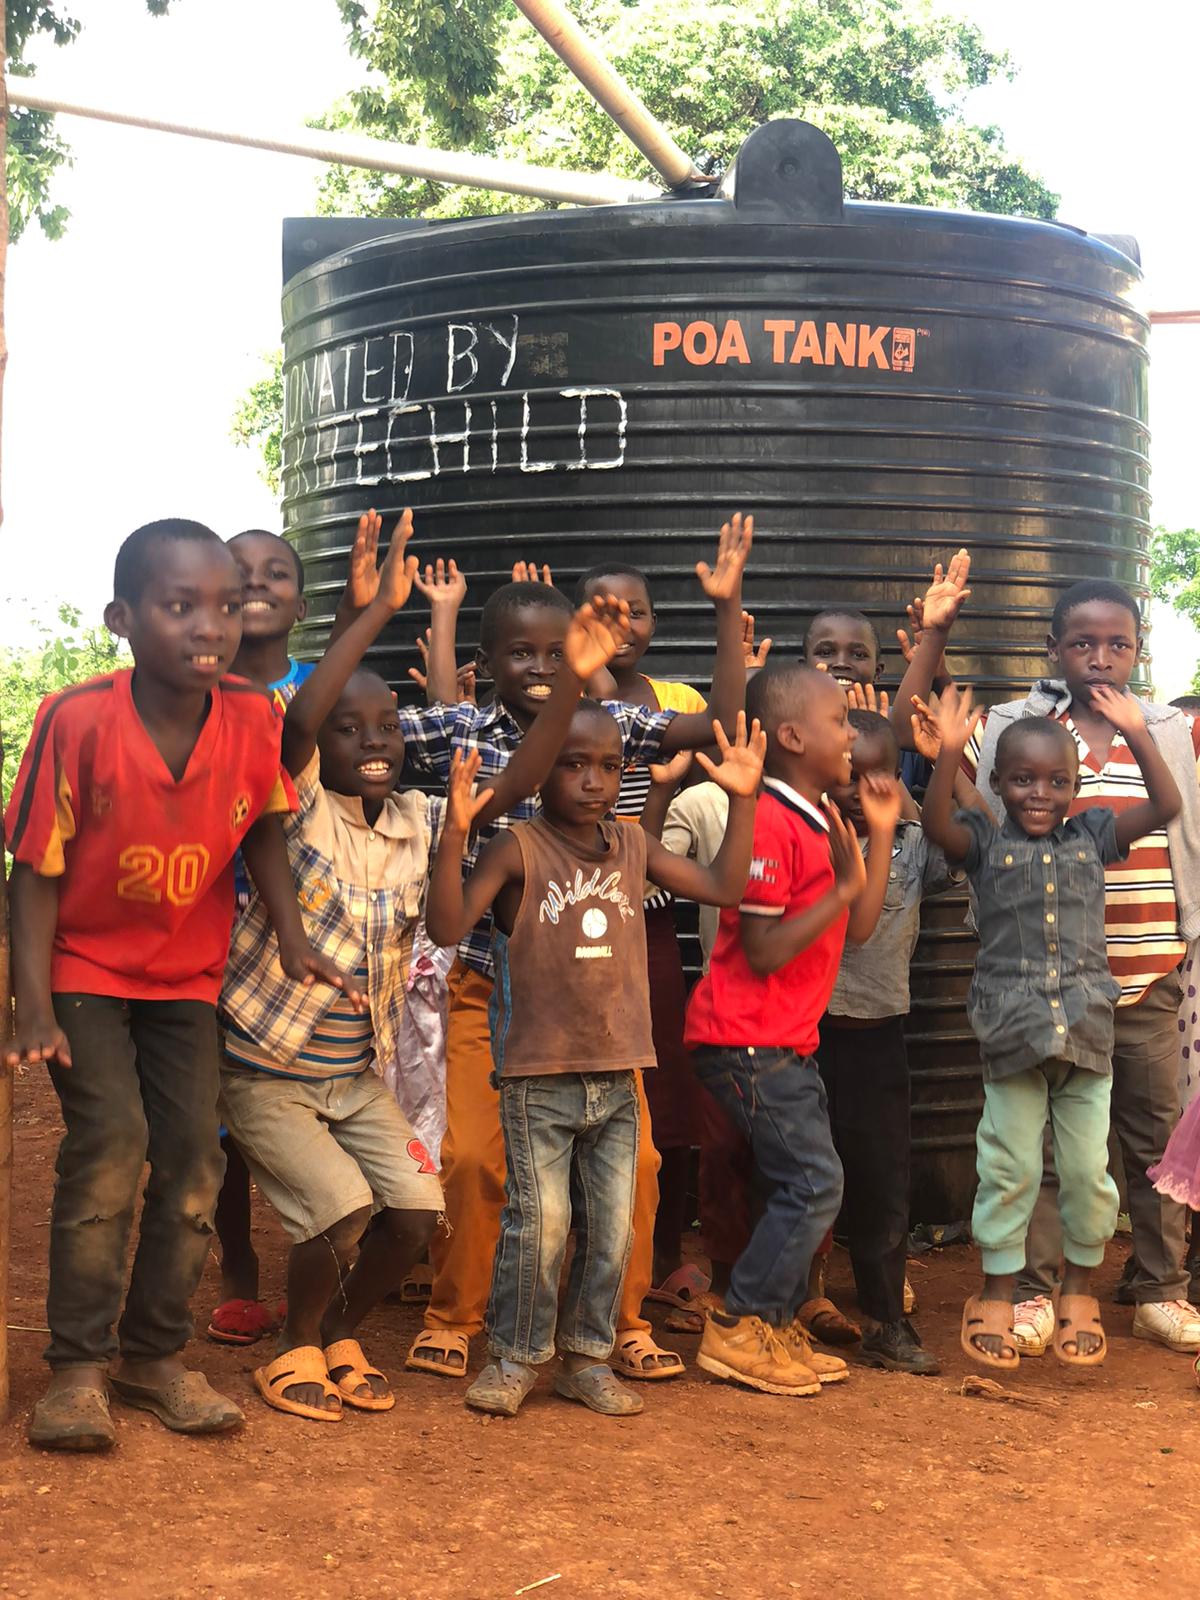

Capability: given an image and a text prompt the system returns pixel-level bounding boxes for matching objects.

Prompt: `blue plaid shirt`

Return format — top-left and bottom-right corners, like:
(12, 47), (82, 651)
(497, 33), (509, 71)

(397, 698), (674, 978)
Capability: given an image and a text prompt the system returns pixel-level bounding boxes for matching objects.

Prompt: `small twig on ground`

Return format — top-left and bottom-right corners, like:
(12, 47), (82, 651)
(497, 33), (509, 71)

(514, 1577), (562, 1597)
(960, 1375), (1059, 1408)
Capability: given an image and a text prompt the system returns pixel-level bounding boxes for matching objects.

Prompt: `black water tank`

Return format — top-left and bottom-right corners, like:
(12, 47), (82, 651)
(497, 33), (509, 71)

(281, 119), (1149, 1222)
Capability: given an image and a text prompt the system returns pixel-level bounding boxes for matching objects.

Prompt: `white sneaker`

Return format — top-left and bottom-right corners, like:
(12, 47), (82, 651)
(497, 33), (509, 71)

(1132, 1300), (1200, 1352)
(1012, 1296), (1055, 1357)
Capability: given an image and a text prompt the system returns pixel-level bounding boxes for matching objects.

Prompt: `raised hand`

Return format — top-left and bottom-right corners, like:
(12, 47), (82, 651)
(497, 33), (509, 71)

(847, 681), (890, 717)
(858, 771), (902, 834)
(828, 806), (868, 900)
(896, 596), (927, 663)
(512, 560), (554, 585)
(446, 749), (496, 835)
(413, 557), (467, 611)
(345, 509), (384, 609)
(918, 549), (972, 633)
(563, 595), (633, 681)
(3, 1013), (72, 1069)
(1089, 683), (1146, 737)
(741, 609), (773, 669)
(649, 749), (694, 789)
(376, 508), (419, 612)
(930, 682), (981, 754)
(409, 631), (477, 703)
(696, 713), (766, 798)
(909, 693), (943, 762)
(696, 512), (753, 603)
(277, 944), (366, 1011)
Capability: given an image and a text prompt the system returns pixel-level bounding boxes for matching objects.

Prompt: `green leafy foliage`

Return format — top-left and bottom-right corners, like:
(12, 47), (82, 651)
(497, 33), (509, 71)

(1, 607), (127, 809)
(4, 1), (171, 242)
(1148, 527), (1200, 692)
(230, 350), (284, 494)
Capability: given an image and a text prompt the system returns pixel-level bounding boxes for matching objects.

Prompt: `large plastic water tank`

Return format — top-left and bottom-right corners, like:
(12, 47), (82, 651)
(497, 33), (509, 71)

(281, 119), (1149, 1220)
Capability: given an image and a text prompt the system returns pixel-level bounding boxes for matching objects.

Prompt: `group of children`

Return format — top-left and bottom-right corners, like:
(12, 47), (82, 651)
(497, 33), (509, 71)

(6, 506), (1200, 1451)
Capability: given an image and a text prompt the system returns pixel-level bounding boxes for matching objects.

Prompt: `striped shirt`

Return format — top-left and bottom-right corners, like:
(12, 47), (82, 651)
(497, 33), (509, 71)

(965, 709), (1200, 1005)
(614, 677), (708, 910)
(224, 963), (373, 1079)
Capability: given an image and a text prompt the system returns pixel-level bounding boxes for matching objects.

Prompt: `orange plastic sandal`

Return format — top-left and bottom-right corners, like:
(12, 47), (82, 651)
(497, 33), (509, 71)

(323, 1338), (395, 1411)
(253, 1346), (342, 1422)
(612, 1331), (685, 1381)
(1052, 1292), (1107, 1367)
(406, 1328), (470, 1377)
(960, 1296), (1020, 1370)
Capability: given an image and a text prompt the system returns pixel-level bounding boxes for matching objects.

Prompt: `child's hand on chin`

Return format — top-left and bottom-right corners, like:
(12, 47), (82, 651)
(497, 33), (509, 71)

(694, 712), (766, 798)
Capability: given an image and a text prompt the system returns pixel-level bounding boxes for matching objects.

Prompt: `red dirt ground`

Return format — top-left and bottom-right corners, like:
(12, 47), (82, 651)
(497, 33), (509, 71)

(1, 1065), (1198, 1599)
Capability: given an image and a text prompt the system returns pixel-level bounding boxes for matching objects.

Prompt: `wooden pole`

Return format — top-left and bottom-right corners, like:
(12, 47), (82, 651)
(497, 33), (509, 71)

(0, 5), (14, 1426)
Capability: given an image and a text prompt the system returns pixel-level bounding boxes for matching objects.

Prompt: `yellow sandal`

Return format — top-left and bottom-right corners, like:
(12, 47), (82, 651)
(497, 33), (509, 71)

(323, 1338), (395, 1411)
(612, 1331), (685, 1381)
(406, 1327), (470, 1378)
(254, 1345), (343, 1422)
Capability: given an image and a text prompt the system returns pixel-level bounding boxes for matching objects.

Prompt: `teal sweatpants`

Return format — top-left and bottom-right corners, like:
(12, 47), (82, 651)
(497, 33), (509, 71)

(972, 1063), (1118, 1277)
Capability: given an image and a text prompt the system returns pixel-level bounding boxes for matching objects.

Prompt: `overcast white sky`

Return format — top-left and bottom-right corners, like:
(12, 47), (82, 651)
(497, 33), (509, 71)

(4, 0), (1197, 690)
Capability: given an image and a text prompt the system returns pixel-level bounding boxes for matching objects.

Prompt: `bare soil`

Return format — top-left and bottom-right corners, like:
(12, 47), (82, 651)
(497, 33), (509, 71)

(1, 1066), (1198, 1599)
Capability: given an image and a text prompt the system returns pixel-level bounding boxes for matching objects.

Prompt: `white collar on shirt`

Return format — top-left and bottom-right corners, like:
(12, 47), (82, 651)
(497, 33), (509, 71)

(761, 776), (830, 832)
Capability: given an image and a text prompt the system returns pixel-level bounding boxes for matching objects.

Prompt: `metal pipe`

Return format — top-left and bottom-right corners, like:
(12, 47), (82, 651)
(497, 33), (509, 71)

(1149, 310), (1200, 324)
(6, 82), (662, 208)
(511, 0), (705, 190)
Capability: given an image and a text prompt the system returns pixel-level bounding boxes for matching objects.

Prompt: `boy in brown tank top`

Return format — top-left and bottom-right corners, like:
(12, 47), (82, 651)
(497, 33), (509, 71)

(425, 703), (767, 1418)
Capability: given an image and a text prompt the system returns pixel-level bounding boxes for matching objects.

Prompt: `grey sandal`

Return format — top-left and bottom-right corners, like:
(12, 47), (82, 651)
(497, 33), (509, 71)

(109, 1370), (243, 1434)
(465, 1360), (539, 1417)
(554, 1362), (644, 1416)
(28, 1385), (116, 1452)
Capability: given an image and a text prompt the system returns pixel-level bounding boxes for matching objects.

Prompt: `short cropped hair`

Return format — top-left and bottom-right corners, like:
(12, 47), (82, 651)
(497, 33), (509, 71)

(479, 581), (572, 655)
(803, 607), (883, 659)
(1170, 694), (1200, 714)
(746, 661), (831, 734)
(849, 709), (899, 772)
(231, 528), (305, 591)
(995, 716), (1078, 773)
(113, 518), (225, 604)
(570, 697), (622, 741)
(1050, 580), (1141, 639)
(573, 563), (653, 607)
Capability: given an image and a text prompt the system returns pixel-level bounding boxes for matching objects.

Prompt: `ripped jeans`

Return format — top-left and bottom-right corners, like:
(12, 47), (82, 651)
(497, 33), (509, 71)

(46, 995), (226, 1369)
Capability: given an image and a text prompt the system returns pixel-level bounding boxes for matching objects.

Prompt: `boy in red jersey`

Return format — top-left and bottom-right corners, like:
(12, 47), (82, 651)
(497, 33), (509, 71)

(686, 662), (901, 1395)
(4, 519), (355, 1453)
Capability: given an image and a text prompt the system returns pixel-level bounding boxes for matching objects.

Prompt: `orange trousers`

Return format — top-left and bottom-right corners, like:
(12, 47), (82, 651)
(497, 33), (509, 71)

(426, 960), (660, 1340)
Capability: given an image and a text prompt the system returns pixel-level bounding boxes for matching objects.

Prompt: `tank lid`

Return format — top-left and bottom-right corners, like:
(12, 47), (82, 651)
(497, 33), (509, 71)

(718, 119), (843, 223)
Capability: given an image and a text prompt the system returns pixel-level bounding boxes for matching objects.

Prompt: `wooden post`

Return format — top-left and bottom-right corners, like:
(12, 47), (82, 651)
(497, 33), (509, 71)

(0, 4), (14, 1425)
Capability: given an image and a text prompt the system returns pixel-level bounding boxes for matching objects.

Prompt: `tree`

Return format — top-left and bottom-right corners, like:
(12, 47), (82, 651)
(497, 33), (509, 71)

(235, 0), (1058, 479)
(1149, 526), (1200, 693)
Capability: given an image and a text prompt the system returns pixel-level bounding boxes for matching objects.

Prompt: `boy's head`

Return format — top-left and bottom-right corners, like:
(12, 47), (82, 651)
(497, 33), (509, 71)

(990, 717), (1080, 837)
(802, 608), (883, 689)
(829, 710), (899, 828)
(478, 582), (574, 728)
(316, 666), (404, 804)
(1170, 694), (1200, 715)
(746, 661), (855, 791)
(1047, 580), (1142, 704)
(228, 530), (306, 643)
(105, 518), (242, 690)
(575, 563), (654, 669)
(538, 700), (623, 827)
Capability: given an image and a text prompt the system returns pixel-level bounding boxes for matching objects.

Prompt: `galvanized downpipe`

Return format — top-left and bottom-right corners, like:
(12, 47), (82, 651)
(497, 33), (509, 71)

(511, 0), (708, 192)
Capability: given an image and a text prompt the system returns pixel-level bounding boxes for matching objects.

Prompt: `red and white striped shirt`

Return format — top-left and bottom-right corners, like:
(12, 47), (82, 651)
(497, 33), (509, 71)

(965, 710), (1200, 1006)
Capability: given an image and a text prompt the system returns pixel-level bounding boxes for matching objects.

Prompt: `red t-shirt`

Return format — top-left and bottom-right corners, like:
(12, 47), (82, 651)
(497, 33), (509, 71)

(685, 780), (848, 1055)
(5, 670), (297, 1003)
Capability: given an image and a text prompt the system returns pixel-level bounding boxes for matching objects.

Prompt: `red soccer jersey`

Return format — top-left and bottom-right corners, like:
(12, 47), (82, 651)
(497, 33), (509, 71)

(5, 670), (297, 1003)
(685, 780), (848, 1055)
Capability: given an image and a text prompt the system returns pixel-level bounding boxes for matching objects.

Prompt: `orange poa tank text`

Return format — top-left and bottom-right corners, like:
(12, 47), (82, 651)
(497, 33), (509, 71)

(652, 319), (921, 372)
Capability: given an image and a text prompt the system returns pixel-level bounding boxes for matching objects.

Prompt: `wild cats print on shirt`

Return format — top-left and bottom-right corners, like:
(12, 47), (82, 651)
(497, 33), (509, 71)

(538, 866), (636, 961)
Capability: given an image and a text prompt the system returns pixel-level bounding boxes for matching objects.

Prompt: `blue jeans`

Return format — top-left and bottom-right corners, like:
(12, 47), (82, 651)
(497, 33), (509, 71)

(487, 1071), (639, 1365)
(692, 1047), (844, 1326)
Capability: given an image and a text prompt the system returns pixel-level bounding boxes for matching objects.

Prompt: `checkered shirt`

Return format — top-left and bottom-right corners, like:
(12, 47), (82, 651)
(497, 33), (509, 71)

(396, 698), (674, 978)
(220, 755), (441, 1073)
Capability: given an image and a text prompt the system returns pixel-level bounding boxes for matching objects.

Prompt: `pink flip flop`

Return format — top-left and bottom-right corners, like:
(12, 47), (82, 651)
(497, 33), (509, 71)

(645, 1263), (711, 1311)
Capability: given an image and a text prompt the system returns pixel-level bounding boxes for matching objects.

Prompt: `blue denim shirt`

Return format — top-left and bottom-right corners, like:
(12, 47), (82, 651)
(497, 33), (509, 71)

(957, 806), (1124, 1081)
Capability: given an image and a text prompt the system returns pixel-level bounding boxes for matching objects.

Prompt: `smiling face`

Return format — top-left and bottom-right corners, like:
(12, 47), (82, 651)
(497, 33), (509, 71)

(580, 572), (654, 669)
(538, 709), (623, 829)
(482, 603), (572, 729)
(990, 723), (1080, 837)
(228, 531), (306, 642)
(1047, 600), (1141, 706)
(106, 539), (243, 691)
(316, 669), (405, 809)
(803, 612), (882, 690)
(778, 669), (857, 791)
